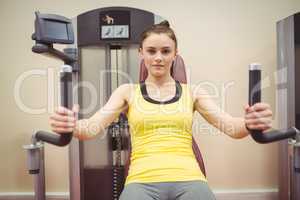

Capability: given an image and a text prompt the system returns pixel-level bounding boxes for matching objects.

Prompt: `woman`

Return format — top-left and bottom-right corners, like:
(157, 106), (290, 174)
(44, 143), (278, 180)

(50, 21), (272, 200)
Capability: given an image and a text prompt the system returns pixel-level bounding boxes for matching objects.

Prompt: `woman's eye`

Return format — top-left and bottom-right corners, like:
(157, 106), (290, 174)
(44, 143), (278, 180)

(147, 49), (156, 54)
(162, 49), (171, 54)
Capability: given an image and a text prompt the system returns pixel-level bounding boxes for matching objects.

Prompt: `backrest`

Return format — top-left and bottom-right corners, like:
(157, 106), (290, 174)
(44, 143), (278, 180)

(124, 55), (206, 177)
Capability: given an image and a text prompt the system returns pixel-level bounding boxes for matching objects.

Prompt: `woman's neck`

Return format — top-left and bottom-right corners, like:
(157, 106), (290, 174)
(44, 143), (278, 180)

(145, 75), (175, 88)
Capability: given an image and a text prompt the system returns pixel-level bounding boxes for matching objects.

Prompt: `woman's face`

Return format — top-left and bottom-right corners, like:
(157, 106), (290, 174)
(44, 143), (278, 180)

(139, 33), (177, 78)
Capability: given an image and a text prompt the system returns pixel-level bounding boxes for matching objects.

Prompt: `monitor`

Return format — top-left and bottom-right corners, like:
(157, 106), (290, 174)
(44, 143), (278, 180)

(33, 11), (74, 44)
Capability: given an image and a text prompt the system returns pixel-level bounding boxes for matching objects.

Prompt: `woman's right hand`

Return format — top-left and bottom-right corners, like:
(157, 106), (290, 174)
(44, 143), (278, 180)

(49, 105), (79, 134)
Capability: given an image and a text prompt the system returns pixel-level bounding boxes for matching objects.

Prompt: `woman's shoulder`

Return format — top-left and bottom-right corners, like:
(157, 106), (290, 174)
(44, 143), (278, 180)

(180, 83), (209, 102)
(118, 83), (138, 92)
(179, 82), (195, 93)
(117, 83), (138, 103)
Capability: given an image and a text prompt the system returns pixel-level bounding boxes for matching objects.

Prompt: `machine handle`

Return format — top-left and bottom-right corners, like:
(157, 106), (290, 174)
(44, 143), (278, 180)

(248, 63), (298, 143)
(35, 65), (73, 146)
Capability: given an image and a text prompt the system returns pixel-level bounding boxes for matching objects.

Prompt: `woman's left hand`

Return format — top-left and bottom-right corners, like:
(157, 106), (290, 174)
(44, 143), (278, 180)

(244, 103), (273, 132)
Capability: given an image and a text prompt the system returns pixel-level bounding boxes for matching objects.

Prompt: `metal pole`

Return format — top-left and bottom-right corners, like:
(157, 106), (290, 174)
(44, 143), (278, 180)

(34, 146), (46, 200)
(293, 142), (300, 200)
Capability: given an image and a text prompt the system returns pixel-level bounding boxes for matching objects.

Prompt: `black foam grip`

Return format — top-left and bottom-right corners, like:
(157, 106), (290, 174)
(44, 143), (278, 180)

(250, 128), (297, 144)
(35, 71), (73, 146)
(35, 130), (72, 146)
(248, 69), (297, 143)
(60, 72), (73, 109)
(249, 70), (261, 106)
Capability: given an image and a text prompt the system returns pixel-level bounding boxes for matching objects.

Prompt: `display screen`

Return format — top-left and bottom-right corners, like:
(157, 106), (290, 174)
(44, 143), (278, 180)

(44, 20), (69, 40)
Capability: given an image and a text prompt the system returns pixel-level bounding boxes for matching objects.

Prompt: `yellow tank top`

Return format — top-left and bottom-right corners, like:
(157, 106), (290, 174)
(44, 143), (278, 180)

(125, 81), (206, 184)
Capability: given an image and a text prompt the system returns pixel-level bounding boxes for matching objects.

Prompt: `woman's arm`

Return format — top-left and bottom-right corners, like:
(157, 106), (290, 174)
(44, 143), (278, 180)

(192, 87), (272, 139)
(50, 84), (132, 140)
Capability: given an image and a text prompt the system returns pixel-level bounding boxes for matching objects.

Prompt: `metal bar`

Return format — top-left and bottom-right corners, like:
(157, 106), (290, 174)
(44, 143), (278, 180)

(34, 146), (45, 200)
(293, 144), (300, 200)
(69, 70), (82, 200)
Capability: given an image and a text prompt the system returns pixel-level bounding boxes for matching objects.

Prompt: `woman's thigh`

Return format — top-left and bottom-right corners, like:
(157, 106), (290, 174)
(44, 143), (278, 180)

(172, 181), (216, 200)
(119, 183), (159, 200)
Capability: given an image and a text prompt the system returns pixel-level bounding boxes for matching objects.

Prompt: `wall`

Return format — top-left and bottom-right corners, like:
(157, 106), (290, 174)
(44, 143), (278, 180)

(1, 0), (300, 196)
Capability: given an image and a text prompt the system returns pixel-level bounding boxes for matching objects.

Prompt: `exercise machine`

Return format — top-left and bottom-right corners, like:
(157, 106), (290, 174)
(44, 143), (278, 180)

(23, 11), (78, 200)
(248, 63), (300, 200)
(246, 12), (300, 200)
(276, 12), (300, 200)
(24, 8), (300, 200)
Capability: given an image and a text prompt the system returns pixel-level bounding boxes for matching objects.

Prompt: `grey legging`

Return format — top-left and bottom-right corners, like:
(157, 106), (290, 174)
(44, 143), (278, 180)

(119, 180), (216, 200)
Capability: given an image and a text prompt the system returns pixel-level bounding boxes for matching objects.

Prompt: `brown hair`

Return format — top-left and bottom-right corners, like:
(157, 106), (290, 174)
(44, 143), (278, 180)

(139, 20), (178, 49)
